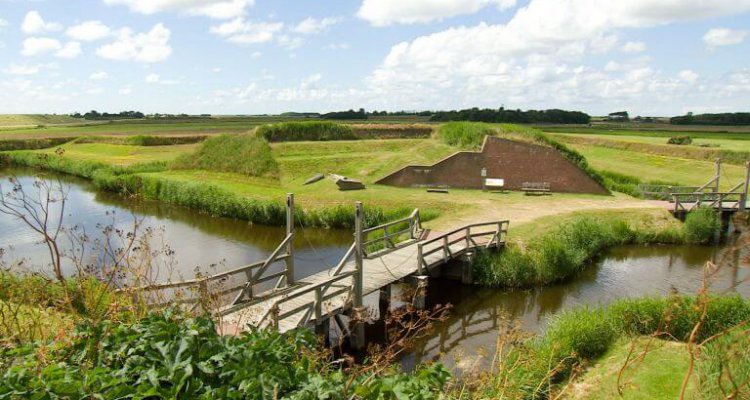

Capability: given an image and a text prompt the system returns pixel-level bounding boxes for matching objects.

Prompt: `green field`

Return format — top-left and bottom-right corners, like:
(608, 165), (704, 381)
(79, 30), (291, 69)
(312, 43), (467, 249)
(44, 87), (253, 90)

(553, 132), (750, 151)
(0, 114), (83, 127)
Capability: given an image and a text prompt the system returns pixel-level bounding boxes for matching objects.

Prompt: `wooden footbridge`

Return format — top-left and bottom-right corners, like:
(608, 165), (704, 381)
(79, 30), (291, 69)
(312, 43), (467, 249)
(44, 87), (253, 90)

(135, 195), (508, 348)
(669, 159), (750, 215)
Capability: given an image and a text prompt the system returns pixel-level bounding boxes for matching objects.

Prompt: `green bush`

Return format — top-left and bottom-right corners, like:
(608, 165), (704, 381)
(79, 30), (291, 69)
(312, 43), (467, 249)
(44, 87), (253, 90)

(684, 207), (720, 244)
(667, 136), (693, 145)
(474, 216), (685, 288)
(437, 122), (495, 148)
(256, 121), (357, 142)
(0, 137), (74, 151)
(124, 135), (207, 146)
(172, 134), (279, 177)
(0, 311), (449, 399)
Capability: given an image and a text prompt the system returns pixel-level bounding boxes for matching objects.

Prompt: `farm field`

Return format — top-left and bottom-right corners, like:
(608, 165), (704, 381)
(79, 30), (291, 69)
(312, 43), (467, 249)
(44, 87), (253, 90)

(0, 114), (82, 127)
(551, 132), (750, 152)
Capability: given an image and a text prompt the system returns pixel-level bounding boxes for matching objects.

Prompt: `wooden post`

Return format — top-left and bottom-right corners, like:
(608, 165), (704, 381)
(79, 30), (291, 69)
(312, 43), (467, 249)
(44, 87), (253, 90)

(354, 202), (364, 308)
(411, 275), (429, 309)
(286, 193), (295, 285)
(417, 244), (424, 275)
(715, 158), (722, 193)
(742, 161), (750, 212)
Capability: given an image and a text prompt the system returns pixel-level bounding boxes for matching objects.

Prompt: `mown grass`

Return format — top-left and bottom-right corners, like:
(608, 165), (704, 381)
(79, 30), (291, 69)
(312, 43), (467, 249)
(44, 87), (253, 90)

(475, 295), (750, 399)
(570, 144), (748, 188)
(256, 121), (357, 142)
(172, 134), (279, 177)
(475, 210), (687, 288)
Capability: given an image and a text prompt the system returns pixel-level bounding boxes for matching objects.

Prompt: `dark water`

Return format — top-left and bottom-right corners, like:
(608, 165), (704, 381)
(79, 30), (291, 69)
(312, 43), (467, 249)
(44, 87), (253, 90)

(0, 168), (352, 280)
(400, 244), (750, 372)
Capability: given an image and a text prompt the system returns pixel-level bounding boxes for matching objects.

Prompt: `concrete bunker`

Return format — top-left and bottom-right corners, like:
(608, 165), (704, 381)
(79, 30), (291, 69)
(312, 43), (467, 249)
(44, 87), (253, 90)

(376, 136), (609, 195)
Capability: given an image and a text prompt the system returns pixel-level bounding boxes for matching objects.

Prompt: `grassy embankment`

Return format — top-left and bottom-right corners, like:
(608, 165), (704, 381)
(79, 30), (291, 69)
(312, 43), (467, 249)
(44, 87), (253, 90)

(467, 295), (750, 399)
(475, 207), (719, 288)
(1, 121), (624, 229)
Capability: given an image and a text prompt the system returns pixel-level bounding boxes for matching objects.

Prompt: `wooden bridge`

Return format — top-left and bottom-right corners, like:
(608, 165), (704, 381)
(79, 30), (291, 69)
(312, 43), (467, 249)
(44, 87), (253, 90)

(669, 159), (750, 215)
(134, 195), (508, 348)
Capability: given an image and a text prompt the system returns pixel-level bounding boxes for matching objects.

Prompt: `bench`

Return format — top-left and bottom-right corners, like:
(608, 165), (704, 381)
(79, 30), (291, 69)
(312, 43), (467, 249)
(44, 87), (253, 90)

(483, 178), (505, 192)
(522, 182), (551, 195)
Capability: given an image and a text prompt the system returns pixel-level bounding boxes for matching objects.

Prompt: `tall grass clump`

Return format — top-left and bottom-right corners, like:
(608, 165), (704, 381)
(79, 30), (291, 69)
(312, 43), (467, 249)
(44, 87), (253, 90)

(684, 207), (720, 244)
(256, 121), (356, 142)
(172, 133), (278, 177)
(474, 216), (684, 288)
(484, 295), (750, 399)
(124, 135), (207, 146)
(437, 121), (495, 148)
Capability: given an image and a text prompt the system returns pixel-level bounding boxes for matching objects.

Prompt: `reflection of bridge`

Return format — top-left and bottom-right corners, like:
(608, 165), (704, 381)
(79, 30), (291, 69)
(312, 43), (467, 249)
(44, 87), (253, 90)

(137, 194), (508, 348)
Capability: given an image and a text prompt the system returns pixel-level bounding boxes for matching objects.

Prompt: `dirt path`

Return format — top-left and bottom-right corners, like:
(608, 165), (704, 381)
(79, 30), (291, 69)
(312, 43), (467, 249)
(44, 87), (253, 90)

(428, 196), (667, 231)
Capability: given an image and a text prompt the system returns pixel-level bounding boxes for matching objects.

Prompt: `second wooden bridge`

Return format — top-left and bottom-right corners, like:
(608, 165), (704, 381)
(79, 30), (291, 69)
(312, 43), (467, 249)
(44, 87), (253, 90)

(137, 195), (508, 349)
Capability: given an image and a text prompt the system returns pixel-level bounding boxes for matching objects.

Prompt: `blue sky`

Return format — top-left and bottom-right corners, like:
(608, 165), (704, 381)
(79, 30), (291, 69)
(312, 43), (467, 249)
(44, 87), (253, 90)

(0, 0), (749, 116)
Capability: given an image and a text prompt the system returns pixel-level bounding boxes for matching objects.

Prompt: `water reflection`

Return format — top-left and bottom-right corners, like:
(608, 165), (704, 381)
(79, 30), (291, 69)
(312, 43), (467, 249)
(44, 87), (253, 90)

(402, 244), (750, 372)
(0, 168), (351, 280)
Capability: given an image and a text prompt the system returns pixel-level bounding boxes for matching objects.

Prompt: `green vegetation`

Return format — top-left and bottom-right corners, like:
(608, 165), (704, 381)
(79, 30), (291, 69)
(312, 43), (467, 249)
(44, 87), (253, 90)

(700, 327), (750, 399)
(684, 207), (721, 244)
(667, 135), (692, 145)
(671, 112), (750, 126)
(477, 295), (750, 399)
(437, 122), (495, 148)
(475, 212), (684, 288)
(0, 137), (73, 151)
(0, 311), (449, 399)
(430, 107), (590, 124)
(172, 134), (279, 177)
(567, 338), (693, 399)
(0, 114), (81, 127)
(256, 121), (357, 142)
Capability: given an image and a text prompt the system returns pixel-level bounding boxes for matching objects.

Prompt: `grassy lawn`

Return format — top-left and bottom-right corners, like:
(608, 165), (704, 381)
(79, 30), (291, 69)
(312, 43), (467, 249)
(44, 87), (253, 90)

(44, 142), (198, 166)
(552, 132), (750, 152)
(571, 144), (747, 187)
(565, 337), (696, 400)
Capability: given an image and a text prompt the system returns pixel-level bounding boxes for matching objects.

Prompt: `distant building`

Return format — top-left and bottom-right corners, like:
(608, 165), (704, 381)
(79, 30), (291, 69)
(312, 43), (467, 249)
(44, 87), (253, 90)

(607, 111), (629, 121)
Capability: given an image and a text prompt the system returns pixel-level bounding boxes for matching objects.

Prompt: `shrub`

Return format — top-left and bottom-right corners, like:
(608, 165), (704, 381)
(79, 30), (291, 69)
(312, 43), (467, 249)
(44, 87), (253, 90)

(172, 134), (279, 177)
(124, 135), (207, 146)
(256, 121), (357, 142)
(684, 207), (720, 244)
(0, 311), (450, 399)
(668, 136), (693, 145)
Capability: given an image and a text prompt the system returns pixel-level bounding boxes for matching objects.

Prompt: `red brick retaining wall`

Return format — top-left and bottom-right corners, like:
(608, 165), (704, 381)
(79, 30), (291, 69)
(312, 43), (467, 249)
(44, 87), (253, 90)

(375, 137), (609, 195)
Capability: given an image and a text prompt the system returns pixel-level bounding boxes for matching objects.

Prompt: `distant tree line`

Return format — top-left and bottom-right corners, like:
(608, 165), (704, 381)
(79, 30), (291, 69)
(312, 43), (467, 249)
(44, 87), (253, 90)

(429, 107), (591, 124)
(369, 110), (433, 117)
(321, 108), (367, 120)
(671, 112), (750, 126)
(72, 110), (145, 120)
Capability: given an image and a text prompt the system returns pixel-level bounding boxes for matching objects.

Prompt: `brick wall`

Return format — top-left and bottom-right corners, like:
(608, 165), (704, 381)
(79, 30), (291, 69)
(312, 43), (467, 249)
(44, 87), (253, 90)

(376, 137), (609, 195)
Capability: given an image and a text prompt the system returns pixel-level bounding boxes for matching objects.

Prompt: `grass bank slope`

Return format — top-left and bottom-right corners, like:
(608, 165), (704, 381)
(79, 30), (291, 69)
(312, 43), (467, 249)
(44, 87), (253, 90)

(172, 134), (278, 177)
(0, 114), (80, 127)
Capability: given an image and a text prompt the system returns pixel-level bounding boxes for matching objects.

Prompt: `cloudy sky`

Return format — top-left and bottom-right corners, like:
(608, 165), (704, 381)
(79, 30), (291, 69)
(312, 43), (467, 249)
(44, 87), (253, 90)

(0, 0), (749, 116)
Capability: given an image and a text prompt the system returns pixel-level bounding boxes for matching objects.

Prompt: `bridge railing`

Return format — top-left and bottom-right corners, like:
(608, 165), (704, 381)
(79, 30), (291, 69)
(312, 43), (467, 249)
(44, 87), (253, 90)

(672, 192), (744, 212)
(416, 220), (509, 274)
(361, 208), (422, 257)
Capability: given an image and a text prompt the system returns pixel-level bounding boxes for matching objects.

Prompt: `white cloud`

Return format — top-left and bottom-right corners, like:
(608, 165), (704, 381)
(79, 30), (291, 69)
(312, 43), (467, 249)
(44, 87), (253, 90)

(3, 64), (43, 75)
(325, 42), (350, 50)
(293, 17), (340, 34)
(55, 42), (82, 59)
(96, 23), (172, 63)
(277, 35), (303, 50)
(209, 18), (283, 44)
(251, 51), (262, 58)
(67, 21), (111, 41)
(678, 70), (699, 83)
(358, 0), (516, 26)
(103, 0), (254, 19)
(212, 67), (222, 73)
(90, 71), (109, 80)
(622, 41), (646, 53)
(86, 87), (104, 95)
(21, 11), (62, 34)
(119, 86), (133, 95)
(144, 73), (180, 84)
(21, 37), (61, 56)
(703, 28), (748, 47)
(0, 18), (7, 28)
(145, 73), (160, 83)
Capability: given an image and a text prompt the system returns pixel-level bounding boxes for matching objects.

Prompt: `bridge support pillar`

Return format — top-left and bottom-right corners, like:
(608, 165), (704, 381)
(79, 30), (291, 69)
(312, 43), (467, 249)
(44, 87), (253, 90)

(348, 307), (367, 351)
(314, 318), (330, 346)
(379, 285), (391, 311)
(410, 275), (429, 309)
(461, 251), (475, 285)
